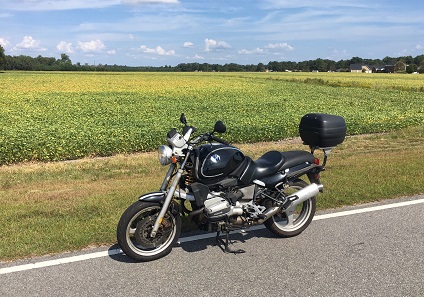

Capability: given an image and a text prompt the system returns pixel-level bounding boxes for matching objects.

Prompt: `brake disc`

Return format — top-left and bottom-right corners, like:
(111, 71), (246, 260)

(134, 214), (173, 248)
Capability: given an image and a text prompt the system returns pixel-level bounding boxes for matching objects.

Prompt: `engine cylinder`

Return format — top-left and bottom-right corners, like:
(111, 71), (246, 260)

(204, 197), (231, 218)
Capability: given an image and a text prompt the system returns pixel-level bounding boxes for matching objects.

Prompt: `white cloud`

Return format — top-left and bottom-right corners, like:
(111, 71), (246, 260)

(204, 38), (231, 52)
(77, 39), (106, 52)
(139, 45), (175, 55)
(265, 43), (294, 51)
(129, 34), (135, 40)
(238, 48), (264, 55)
(183, 42), (194, 48)
(416, 44), (424, 50)
(56, 41), (74, 53)
(107, 49), (116, 54)
(239, 42), (294, 55)
(13, 36), (46, 51)
(0, 37), (11, 48)
(190, 54), (204, 59)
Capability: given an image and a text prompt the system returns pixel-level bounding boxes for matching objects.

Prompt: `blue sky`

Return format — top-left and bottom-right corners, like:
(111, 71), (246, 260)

(1, 0), (424, 66)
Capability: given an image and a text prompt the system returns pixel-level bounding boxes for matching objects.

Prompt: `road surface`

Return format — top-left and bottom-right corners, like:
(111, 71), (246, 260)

(1, 195), (423, 297)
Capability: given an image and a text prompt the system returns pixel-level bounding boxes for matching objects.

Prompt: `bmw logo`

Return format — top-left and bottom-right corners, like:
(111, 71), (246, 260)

(211, 154), (221, 163)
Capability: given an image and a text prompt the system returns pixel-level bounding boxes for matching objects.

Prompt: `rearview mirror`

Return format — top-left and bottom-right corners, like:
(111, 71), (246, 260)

(213, 120), (226, 134)
(180, 113), (187, 125)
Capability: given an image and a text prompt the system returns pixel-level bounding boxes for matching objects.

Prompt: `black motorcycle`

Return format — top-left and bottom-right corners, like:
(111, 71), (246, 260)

(117, 113), (346, 261)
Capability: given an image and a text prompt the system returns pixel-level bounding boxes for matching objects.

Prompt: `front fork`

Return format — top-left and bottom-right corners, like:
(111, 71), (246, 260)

(150, 152), (191, 237)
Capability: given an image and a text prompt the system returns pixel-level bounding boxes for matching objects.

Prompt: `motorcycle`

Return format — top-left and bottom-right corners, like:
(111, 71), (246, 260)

(117, 113), (346, 261)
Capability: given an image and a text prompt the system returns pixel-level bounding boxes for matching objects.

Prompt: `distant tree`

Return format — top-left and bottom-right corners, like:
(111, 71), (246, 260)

(403, 55), (414, 65)
(0, 45), (5, 70)
(419, 61), (424, 74)
(268, 61), (283, 72)
(349, 56), (363, 65)
(414, 55), (424, 67)
(313, 58), (328, 72)
(60, 53), (72, 64)
(298, 61), (310, 72)
(406, 64), (417, 74)
(383, 56), (396, 64)
(256, 63), (266, 72)
(13, 55), (35, 70)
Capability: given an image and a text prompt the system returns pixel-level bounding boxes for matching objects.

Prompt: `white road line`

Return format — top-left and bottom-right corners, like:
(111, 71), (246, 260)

(313, 198), (424, 221)
(1, 197), (424, 275)
(0, 250), (122, 275)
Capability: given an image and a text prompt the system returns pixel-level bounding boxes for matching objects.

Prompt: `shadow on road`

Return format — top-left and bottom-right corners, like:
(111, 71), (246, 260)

(108, 227), (279, 263)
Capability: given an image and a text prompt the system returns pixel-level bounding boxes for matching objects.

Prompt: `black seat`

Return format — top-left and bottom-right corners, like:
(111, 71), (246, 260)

(253, 151), (285, 179)
(279, 151), (315, 171)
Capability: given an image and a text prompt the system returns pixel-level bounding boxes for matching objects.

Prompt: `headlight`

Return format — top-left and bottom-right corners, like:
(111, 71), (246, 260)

(158, 145), (173, 165)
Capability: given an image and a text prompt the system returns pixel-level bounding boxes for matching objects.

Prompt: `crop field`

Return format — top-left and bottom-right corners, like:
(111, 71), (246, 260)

(0, 71), (423, 165)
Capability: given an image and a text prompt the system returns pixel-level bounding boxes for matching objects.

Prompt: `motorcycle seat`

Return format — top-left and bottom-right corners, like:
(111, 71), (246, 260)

(279, 151), (316, 171)
(254, 151), (285, 178)
(238, 150), (316, 185)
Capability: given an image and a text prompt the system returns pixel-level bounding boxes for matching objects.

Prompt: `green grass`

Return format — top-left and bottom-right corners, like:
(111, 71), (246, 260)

(1, 126), (423, 261)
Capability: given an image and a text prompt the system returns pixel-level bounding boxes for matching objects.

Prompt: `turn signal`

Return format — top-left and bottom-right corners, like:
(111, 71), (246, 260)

(314, 158), (320, 165)
(171, 156), (178, 163)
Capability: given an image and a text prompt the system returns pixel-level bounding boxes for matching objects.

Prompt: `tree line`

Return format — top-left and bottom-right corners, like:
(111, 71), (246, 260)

(1, 45), (424, 73)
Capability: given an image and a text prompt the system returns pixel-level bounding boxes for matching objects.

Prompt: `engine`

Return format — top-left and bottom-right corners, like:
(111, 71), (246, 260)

(203, 197), (231, 220)
(202, 186), (263, 222)
(203, 197), (244, 221)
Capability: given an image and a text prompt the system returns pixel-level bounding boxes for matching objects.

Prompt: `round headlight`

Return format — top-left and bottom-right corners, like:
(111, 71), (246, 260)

(158, 145), (173, 165)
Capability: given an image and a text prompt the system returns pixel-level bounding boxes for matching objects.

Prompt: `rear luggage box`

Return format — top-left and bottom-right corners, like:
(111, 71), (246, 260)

(299, 113), (346, 148)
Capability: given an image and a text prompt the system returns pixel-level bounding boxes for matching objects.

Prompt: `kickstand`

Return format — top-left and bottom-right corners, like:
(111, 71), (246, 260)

(216, 228), (245, 254)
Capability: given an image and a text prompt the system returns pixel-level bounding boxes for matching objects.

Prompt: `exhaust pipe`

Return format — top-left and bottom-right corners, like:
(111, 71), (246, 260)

(259, 183), (323, 222)
(283, 183), (323, 209)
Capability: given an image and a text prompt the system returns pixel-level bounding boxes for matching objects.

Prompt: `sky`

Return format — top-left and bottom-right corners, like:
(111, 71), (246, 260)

(1, 0), (424, 67)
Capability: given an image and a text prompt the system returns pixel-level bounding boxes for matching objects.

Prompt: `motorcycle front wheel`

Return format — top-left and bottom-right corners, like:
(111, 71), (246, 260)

(117, 201), (181, 261)
(264, 179), (316, 238)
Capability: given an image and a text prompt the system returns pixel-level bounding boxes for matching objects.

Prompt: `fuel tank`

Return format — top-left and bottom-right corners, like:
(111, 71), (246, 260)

(193, 143), (245, 184)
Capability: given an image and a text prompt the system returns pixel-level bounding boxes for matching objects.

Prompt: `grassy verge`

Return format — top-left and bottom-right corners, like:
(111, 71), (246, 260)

(1, 126), (423, 261)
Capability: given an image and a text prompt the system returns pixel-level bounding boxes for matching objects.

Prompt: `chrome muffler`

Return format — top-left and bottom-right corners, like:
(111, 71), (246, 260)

(260, 183), (323, 222)
(285, 183), (323, 209)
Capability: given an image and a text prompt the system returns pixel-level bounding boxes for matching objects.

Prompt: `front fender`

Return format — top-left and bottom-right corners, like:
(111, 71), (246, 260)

(138, 192), (166, 203)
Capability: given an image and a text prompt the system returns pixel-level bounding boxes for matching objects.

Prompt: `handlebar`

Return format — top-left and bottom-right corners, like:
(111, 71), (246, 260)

(210, 135), (229, 145)
(189, 132), (229, 146)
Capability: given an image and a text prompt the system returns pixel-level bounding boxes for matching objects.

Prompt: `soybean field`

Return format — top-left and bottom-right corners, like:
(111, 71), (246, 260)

(0, 71), (423, 165)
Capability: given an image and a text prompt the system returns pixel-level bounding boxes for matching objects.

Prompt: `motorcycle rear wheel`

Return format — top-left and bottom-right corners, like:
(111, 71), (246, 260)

(117, 201), (181, 261)
(264, 179), (316, 237)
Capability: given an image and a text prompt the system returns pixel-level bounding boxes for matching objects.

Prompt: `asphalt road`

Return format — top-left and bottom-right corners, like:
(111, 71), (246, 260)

(1, 195), (423, 297)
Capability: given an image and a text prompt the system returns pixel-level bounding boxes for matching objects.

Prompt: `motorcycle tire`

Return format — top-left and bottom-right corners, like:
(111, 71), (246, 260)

(264, 179), (316, 238)
(117, 201), (181, 262)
